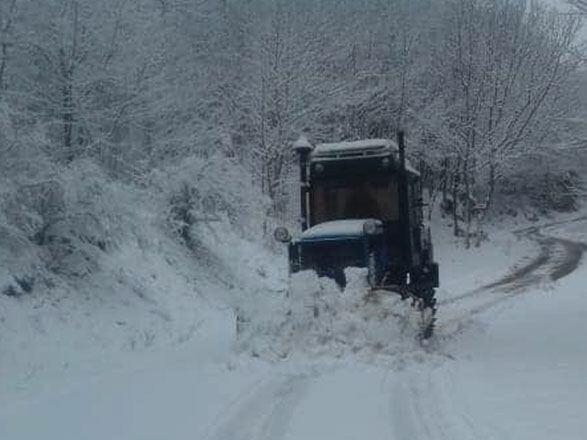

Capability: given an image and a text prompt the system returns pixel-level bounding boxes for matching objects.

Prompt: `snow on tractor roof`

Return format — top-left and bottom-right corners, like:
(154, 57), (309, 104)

(300, 219), (381, 240)
(310, 138), (420, 176)
(312, 139), (397, 159)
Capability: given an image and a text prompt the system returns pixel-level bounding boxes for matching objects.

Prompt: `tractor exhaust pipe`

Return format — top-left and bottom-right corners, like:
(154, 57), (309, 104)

(397, 130), (413, 275)
(293, 136), (313, 231)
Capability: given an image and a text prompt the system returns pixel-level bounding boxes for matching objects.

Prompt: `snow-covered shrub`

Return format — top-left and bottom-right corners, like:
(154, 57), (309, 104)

(0, 105), (57, 293)
(3, 180), (66, 244)
(530, 170), (582, 213)
(494, 152), (584, 218)
(0, 157), (144, 281)
(0, 164), (113, 282)
(0, 220), (40, 297)
(151, 153), (269, 249)
(39, 159), (143, 278)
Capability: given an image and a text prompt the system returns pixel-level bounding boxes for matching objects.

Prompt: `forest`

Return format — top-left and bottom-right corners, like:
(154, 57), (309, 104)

(0, 0), (585, 264)
(3, 3), (587, 438)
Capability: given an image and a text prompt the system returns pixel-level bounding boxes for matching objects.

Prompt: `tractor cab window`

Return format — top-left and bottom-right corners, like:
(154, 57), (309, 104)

(311, 178), (399, 224)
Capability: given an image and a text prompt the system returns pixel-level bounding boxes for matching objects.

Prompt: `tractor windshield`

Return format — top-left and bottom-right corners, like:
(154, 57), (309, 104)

(311, 178), (399, 225)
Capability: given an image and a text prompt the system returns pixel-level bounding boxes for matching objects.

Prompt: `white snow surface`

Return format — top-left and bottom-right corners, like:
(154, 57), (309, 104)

(313, 138), (397, 155)
(299, 219), (379, 239)
(1, 211), (587, 439)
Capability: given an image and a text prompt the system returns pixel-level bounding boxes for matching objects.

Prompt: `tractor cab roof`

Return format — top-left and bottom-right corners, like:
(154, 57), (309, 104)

(309, 138), (420, 177)
(312, 139), (397, 160)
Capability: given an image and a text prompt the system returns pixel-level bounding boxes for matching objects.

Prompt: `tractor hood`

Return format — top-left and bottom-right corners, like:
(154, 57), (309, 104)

(290, 219), (384, 286)
(299, 219), (381, 242)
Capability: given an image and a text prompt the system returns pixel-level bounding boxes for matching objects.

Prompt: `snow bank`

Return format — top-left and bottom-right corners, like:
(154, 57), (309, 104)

(0, 222), (238, 400)
(236, 268), (425, 362)
(0, 156), (265, 401)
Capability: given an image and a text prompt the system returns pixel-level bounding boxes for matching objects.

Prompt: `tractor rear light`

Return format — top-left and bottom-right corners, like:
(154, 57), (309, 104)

(363, 220), (382, 235)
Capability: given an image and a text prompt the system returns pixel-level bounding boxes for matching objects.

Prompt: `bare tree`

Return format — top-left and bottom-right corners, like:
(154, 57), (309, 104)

(0, 0), (18, 95)
(430, 0), (581, 245)
(0, 0), (584, 243)
(569, 0), (587, 13)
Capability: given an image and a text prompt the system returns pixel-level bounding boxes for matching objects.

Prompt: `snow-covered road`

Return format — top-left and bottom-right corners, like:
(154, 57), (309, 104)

(1, 218), (586, 440)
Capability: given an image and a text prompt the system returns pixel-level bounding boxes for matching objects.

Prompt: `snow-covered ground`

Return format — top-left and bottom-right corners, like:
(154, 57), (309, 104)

(1, 213), (586, 440)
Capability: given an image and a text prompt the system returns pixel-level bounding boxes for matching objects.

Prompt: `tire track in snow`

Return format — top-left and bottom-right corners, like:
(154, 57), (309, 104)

(436, 216), (587, 331)
(548, 236), (587, 281)
(207, 374), (312, 440)
(389, 218), (587, 440)
(441, 228), (585, 305)
(389, 369), (502, 440)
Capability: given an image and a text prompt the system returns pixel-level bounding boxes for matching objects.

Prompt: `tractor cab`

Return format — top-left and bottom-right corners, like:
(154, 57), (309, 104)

(275, 133), (439, 311)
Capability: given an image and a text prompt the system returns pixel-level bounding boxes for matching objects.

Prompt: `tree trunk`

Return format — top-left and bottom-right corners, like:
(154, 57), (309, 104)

(464, 159), (472, 249)
(452, 163), (460, 237)
(63, 79), (74, 161)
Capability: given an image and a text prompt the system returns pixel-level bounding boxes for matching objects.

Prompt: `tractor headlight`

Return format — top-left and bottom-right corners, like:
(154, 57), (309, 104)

(363, 220), (381, 235)
(273, 226), (292, 243)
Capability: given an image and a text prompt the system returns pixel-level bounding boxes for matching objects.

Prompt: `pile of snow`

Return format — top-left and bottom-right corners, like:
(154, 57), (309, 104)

(236, 268), (425, 362)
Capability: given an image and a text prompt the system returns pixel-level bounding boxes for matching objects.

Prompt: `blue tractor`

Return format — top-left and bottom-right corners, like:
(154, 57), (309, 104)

(274, 132), (439, 338)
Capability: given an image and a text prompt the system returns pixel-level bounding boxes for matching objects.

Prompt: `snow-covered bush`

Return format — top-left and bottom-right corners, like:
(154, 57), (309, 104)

(3, 180), (66, 243)
(492, 151), (585, 219)
(0, 153), (147, 284)
(39, 159), (146, 278)
(0, 219), (40, 297)
(151, 153), (270, 250)
(0, 104), (57, 294)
